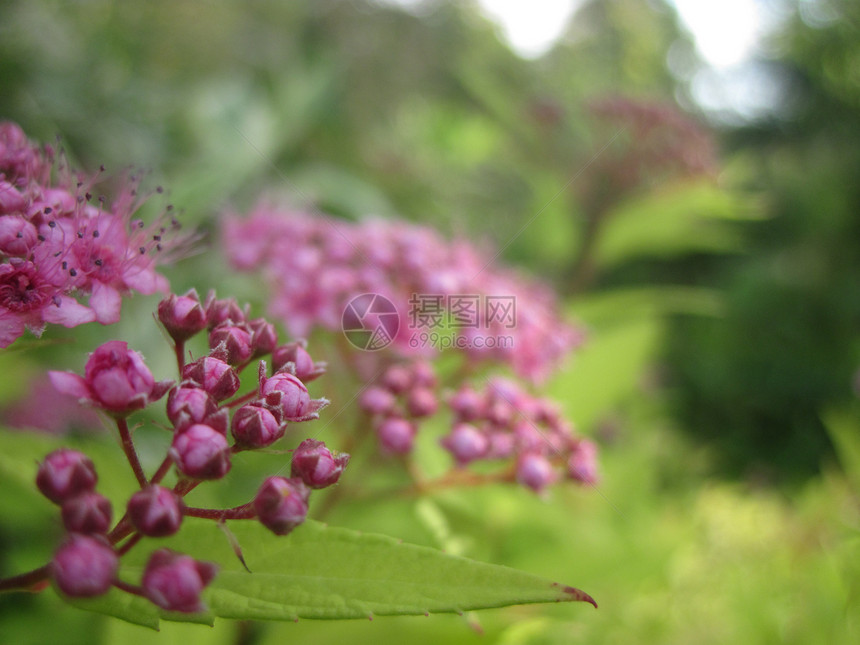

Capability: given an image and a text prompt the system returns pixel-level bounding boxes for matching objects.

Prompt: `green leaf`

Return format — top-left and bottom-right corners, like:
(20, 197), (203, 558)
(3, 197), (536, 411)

(74, 519), (595, 629)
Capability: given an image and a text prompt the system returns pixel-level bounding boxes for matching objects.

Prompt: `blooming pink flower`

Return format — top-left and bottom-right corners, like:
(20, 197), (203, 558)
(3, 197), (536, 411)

(49, 340), (172, 416)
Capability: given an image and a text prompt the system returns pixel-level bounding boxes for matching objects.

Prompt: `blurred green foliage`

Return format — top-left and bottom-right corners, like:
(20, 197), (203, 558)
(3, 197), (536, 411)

(2, 0), (860, 642)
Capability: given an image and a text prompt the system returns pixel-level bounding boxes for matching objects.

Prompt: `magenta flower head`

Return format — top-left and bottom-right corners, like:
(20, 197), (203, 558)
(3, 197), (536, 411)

(290, 439), (350, 489)
(259, 363), (328, 423)
(52, 534), (118, 598)
(157, 290), (207, 343)
(516, 453), (557, 493)
(272, 341), (326, 382)
(448, 386), (486, 422)
(170, 424), (231, 480)
(128, 485), (185, 537)
(406, 387), (438, 418)
(49, 341), (172, 417)
(376, 417), (416, 454)
(253, 476), (310, 536)
(382, 364), (412, 394)
(231, 404), (284, 449)
(61, 492), (113, 534)
(441, 423), (489, 466)
(36, 448), (98, 504)
(142, 549), (218, 613)
(181, 356), (240, 402)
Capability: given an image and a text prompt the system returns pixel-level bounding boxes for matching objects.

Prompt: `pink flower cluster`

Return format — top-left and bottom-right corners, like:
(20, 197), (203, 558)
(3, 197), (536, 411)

(223, 206), (583, 382)
(0, 122), (181, 348)
(359, 359), (598, 494)
(33, 293), (347, 613)
(443, 378), (598, 493)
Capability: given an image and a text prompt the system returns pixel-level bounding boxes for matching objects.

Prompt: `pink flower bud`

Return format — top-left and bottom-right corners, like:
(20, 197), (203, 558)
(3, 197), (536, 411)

(253, 476), (310, 536)
(205, 294), (246, 329)
(209, 323), (253, 366)
(52, 534), (117, 598)
(167, 385), (218, 429)
(441, 423), (489, 465)
(290, 439), (349, 489)
(127, 486), (185, 537)
(410, 361), (437, 388)
(61, 492), (112, 534)
(170, 424), (231, 480)
(158, 291), (207, 343)
(0, 215), (37, 255)
(36, 449), (98, 504)
(272, 341), (326, 382)
(142, 549), (218, 613)
(449, 387), (485, 421)
(516, 453), (557, 493)
(181, 356), (240, 401)
(376, 417), (416, 454)
(49, 341), (172, 417)
(567, 439), (598, 485)
(382, 364), (412, 394)
(358, 386), (397, 415)
(248, 318), (278, 357)
(231, 404), (284, 449)
(406, 387), (438, 418)
(261, 371), (310, 421)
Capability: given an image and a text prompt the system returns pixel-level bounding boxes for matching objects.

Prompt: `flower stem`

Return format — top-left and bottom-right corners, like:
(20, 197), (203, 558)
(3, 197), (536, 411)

(116, 417), (147, 488)
(116, 532), (143, 556)
(149, 455), (173, 486)
(174, 340), (186, 375)
(0, 565), (50, 593)
(185, 503), (256, 521)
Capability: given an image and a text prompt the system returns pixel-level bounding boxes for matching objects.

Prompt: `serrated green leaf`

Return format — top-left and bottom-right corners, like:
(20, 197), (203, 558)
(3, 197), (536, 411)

(78, 519), (594, 629)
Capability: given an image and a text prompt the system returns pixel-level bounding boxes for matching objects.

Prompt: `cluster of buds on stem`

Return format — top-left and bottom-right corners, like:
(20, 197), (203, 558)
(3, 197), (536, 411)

(19, 292), (349, 613)
(360, 360), (598, 494)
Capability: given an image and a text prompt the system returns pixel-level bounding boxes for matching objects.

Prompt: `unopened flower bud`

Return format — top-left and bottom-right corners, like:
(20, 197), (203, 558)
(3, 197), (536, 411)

(52, 534), (117, 598)
(248, 318), (278, 357)
(181, 356), (240, 401)
(358, 386), (397, 415)
(209, 323), (253, 366)
(127, 485), (185, 537)
(382, 365), (412, 394)
(167, 385), (218, 429)
(441, 423), (489, 465)
(157, 291), (207, 343)
(261, 371), (310, 421)
(253, 476), (310, 536)
(231, 404), (284, 449)
(410, 361), (437, 388)
(406, 387), (438, 418)
(36, 449), (98, 504)
(449, 387), (485, 421)
(272, 341), (326, 382)
(376, 417), (416, 454)
(205, 293), (246, 329)
(516, 453), (557, 493)
(61, 492), (112, 534)
(142, 549), (218, 613)
(170, 424), (231, 480)
(291, 439), (349, 489)
(567, 439), (598, 485)
(48, 341), (172, 417)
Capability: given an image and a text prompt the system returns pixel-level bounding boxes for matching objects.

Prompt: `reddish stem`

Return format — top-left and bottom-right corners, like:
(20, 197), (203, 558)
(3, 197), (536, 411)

(149, 455), (174, 486)
(174, 339), (186, 375)
(0, 564), (50, 593)
(116, 532), (143, 556)
(224, 390), (258, 409)
(116, 417), (148, 488)
(113, 578), (145, 597)
(184, 503), (256, 521)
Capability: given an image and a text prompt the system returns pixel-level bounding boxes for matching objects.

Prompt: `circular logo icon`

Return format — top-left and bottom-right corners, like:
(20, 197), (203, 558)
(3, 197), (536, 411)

(341, 293), (400, 351)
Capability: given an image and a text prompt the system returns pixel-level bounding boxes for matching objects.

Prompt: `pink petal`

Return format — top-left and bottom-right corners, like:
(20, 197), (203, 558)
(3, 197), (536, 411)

(41, 296), (97, 328)
(90, 283), (122, 324)
(0, 310), (25, 348)
(48, 371), (91, 401)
